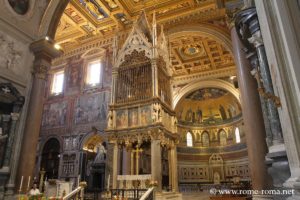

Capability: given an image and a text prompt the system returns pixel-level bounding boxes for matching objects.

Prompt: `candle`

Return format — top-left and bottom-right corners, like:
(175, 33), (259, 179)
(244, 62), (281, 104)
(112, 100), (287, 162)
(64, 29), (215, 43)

(77, 174), (80, 186)
(27, 176), (31, 190)
(19, 176), (24, 192)
(107, 174), (110, 190)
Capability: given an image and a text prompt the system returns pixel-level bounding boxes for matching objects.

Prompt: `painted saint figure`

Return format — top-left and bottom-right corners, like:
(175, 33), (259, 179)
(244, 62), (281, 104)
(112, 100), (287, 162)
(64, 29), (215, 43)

(196, 107), (202, 123)
(219, 105), (227, 120)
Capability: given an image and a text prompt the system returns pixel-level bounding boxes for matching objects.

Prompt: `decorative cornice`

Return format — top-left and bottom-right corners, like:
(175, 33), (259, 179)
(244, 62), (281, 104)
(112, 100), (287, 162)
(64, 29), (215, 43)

(172, 66), (236, 85)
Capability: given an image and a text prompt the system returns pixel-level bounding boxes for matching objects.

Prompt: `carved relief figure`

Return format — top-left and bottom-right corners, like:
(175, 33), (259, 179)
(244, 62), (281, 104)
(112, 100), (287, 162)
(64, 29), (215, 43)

(152, 103), (162, 122)
(0, 35), (22, 72)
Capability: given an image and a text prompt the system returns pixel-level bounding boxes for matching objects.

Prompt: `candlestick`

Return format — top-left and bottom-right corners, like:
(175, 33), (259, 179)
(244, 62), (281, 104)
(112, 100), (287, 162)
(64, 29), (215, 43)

(27, 176), (31, 190)
(19, 176), (24, 192)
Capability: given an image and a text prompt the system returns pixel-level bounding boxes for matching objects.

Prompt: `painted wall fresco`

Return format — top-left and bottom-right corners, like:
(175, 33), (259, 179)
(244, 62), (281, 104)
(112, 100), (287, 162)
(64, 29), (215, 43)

(74, 91), (110, 124)
(116, 109), (127, 128)
(140, 105), (152, 126)
(67, 61), (82, 89)
(42, 101), (68, 128)
(128, 108), (138, 127)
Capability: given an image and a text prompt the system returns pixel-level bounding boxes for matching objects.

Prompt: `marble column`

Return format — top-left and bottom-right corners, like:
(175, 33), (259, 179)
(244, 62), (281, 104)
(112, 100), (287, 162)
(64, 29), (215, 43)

(0, 115), (10, 198)
(231, 27), (272, 191)
(168, 149), (173, 190)
(248, 30), (284, 148)
(16, 39), (62, 193)
(112, 143), (119, 189)
(151, 139), (162, 192)
(3, 113), (19, 167)
(2, 113), (19, 195)
(122, 148), (131, 175)
(235, 8), (290, 198)
(170, 145), (178, 192)
(252, 67), (273, 147)
(254, 0), (300, 192)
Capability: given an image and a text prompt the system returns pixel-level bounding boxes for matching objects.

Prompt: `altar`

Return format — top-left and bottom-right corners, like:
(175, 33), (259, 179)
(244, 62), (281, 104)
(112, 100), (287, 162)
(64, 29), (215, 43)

(44, 180), (73, 198)
(105, 10), (181, 200)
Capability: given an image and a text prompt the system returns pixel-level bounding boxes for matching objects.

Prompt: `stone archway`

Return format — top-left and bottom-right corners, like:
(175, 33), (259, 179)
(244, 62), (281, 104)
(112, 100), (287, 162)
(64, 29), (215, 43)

(40, 138), (61, 180)
(173, 79), (240, 109)
(167, 23), (233, 55)
(38, 0), (70, 39)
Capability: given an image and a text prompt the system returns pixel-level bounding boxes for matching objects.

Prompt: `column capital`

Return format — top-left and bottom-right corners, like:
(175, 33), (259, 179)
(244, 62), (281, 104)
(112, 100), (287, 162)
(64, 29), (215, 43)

(112, 68), (118, 75)
(235, 7), (260, 51)
(30, 39), (63, 79)
(225, 8), (242, 30)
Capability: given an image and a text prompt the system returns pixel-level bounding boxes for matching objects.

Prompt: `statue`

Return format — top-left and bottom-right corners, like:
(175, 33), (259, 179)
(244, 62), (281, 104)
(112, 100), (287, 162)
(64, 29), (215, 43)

(94, 143), (106, 163)
(152, 103), (162, 122)
(213, 172), (221, 185)
(107, 110), (113, 128)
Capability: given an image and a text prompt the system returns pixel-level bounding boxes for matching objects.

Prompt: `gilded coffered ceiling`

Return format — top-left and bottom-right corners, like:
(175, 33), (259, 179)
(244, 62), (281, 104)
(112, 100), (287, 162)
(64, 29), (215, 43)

(169, 34), (234, 76)
(55, 0), (237, 46)
(55, 0), (241, 81)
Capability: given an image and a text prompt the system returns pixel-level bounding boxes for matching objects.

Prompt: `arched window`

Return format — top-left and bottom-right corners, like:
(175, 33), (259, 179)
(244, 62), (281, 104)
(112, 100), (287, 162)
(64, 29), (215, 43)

(186, 132), (193, 147)
(235, 127), (241, 143)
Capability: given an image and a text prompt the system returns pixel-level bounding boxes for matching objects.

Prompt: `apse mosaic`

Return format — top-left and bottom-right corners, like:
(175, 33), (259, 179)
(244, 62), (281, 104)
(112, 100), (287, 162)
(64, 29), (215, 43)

(8, 0), (29, 15)
(176, 88), (241, 125)
(186, 88), (228, 101)
(74, 92), (110, 124)
(42, 101), (68, 128)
